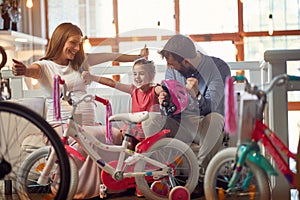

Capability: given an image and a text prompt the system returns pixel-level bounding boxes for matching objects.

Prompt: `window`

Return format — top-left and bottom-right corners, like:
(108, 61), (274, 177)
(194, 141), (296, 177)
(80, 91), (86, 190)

(180, 0), (238, 34)
(47, 0), (300, 62)
(243, 0), (300, 32)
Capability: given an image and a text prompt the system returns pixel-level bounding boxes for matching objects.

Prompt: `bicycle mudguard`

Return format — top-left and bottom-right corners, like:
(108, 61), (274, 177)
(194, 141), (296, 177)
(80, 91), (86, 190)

(135, 129), (170, 153)
(247, 150), (278, 176)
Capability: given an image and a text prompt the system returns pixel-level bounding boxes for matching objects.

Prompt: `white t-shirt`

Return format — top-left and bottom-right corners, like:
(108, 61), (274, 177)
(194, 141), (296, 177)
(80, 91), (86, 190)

(33, 60), (96, 125)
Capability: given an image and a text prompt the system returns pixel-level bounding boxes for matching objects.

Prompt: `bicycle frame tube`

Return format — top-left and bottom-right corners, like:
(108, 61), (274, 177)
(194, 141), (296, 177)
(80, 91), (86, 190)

(229, 119), (296, 190)
(64, 118), (170, 179)
(253, 119), (296, 186)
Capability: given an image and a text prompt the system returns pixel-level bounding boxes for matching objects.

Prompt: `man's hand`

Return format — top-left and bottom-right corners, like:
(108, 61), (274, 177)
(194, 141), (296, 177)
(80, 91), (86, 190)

(186, 77), (199, 98)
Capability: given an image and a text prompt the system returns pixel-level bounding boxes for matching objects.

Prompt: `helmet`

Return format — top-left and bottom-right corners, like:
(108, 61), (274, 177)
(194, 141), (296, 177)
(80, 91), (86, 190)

(161, 79), (188, 115)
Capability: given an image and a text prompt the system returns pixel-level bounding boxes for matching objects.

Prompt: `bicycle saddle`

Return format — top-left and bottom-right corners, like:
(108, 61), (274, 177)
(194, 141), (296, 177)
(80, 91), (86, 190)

(109, 111), (149, 123)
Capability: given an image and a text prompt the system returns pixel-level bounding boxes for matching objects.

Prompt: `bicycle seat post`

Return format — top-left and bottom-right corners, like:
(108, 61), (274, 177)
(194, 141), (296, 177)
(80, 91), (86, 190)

(122, 122), (133, 149)
(123, 122), (141, 151)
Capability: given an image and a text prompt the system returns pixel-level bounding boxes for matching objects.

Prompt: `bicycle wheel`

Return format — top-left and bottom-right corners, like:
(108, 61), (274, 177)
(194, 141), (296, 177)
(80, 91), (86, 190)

(18, 146), (78, 200)
(204, 147), (271, 200)
(0, 101), (70, 200)
(135, 138), (199, 200)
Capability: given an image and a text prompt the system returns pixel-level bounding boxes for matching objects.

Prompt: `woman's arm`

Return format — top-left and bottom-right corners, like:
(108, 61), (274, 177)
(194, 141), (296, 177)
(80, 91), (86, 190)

(12, 59), (41, 79)
(86, 53), (140, 66)
(86, 46), (148, 66)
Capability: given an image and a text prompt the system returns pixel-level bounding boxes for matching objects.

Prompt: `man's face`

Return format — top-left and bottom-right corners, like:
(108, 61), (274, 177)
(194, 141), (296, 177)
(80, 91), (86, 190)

(165, 55), (185, 71)
(165, 55), (194, 76)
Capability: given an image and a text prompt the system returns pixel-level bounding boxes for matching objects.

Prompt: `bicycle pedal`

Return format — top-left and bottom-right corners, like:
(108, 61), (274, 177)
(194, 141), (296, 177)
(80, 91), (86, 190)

(99, 184), (108, 199)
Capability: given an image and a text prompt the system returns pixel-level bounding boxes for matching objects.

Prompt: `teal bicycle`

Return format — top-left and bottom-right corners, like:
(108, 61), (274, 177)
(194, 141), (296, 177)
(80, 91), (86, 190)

(204, 74), (300, 200)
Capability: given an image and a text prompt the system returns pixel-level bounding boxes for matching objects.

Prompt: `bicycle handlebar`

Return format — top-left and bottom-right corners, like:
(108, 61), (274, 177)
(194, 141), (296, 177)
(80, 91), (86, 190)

(54, 75), (109, 106)
(95, 95), (109, 105)
(234, 74), (300, 96)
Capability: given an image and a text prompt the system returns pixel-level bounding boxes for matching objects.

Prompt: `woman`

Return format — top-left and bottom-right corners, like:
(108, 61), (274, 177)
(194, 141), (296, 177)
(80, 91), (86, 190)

(12, 22), (144, 199)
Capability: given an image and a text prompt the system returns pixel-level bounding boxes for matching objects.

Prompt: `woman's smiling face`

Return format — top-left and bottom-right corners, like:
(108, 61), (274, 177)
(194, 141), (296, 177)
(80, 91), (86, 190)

(62, 35), (82, 61)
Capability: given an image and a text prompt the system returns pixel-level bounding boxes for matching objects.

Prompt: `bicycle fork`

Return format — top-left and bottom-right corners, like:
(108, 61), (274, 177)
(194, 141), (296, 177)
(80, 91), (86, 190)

(228, 142), (277, 190)
(37, 146), (57, 185)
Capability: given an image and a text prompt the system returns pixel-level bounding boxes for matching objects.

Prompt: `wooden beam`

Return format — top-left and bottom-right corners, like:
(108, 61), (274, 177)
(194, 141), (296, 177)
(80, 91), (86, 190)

(174, 0), (180, 33)
(288, 102), (300, 111)
(112, 0), (119, 52)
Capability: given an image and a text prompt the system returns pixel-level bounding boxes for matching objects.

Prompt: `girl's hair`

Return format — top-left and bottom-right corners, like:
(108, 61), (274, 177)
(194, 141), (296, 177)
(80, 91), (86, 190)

(133, 58), (156, 81)
(41, 22), (85, 71)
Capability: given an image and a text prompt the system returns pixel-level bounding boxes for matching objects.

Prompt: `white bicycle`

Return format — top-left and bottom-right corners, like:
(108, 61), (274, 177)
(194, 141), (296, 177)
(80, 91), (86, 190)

(19, 87), (199, 200)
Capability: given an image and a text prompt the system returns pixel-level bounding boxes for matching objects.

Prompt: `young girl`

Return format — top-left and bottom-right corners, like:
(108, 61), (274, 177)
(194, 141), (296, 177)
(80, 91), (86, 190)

(82, 58), (164, 142)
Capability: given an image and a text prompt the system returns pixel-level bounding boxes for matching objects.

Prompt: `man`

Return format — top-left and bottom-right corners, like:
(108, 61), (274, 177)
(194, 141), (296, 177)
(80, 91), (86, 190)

(157, 34), (231, 176)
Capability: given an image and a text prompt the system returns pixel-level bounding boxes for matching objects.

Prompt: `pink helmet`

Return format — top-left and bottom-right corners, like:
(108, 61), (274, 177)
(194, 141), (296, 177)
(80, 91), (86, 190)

(161, 79), (189, 115)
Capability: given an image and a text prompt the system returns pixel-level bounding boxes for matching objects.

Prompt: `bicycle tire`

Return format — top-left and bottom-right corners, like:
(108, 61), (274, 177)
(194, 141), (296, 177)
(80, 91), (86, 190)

(18, 146), (79, 200)
(204, 147), (271, 200)
(0, 46), (7, 70)
(135, 137), (199, 200)
(0, 101), (70, 200)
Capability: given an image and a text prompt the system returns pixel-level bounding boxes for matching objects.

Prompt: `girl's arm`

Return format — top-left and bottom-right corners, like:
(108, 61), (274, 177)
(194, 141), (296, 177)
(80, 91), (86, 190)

(82, 71), (131, 93)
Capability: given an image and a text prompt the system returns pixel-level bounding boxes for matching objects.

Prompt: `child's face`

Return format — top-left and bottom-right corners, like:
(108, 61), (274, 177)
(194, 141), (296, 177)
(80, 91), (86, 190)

(132, 64), (152, 87)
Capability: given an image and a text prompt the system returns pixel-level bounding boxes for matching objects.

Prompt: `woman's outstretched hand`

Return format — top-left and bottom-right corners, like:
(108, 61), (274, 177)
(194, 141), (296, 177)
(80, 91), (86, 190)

(12, 59), (26, 76)
(140, 44), (149, 59)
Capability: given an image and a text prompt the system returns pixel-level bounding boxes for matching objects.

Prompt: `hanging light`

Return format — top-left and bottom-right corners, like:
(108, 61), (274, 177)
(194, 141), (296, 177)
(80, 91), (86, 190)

(268, 14), (274, 35)
(83, 36), (92, 52)
(26, 0), (33, 8)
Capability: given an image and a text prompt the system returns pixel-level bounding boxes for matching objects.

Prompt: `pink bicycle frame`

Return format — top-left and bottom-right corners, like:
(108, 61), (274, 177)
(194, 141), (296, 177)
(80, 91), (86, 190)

(252, 119), (296, 187)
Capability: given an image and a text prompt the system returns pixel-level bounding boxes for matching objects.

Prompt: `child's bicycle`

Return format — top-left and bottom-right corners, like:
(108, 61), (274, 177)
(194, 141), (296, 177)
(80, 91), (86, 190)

(0, 47), (71, 200)
(19, 76), (199, 200)
(204, 73), (300, 200)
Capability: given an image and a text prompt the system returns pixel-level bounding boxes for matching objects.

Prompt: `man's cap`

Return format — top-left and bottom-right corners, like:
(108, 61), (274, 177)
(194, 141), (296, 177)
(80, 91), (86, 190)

(160, 34), (197, 59)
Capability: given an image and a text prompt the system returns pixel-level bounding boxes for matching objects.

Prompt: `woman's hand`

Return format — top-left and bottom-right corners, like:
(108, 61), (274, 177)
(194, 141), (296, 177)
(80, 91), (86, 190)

(140, 44), (149, 59)
(12, 59), (26, 76)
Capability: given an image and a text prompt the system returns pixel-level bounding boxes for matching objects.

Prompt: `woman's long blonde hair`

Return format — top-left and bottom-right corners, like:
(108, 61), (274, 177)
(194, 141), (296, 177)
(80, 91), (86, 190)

(41, 22), (85, 71)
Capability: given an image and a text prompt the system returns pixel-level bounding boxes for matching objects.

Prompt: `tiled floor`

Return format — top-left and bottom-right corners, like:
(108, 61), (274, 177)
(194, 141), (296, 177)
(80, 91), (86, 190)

(86, 186), (205, 200)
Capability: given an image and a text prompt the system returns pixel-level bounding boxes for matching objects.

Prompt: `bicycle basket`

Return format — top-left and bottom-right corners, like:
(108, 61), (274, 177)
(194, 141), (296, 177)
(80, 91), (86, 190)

(237, 91), (259, 144)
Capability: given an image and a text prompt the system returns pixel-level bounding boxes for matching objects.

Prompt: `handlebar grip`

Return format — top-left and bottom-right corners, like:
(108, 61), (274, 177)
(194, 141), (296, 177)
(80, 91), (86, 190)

(95, 95), (109, 105)
(233, 75), (245, 82)
(288, 75), (300, 81)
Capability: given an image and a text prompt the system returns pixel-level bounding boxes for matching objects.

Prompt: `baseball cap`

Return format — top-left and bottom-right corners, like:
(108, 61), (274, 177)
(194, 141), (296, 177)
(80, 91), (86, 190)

(160, 34), (197, 59)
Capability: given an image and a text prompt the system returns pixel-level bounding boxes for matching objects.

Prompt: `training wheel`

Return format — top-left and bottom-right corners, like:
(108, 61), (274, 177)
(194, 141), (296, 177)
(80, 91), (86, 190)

(169, 186), (190, 200)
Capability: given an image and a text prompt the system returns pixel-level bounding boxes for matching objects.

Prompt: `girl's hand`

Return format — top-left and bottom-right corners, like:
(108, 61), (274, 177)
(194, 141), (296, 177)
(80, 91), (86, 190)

(158, 91), (170, 107)
(81, 71), (99, 84)
(81, 71), (91, 80)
